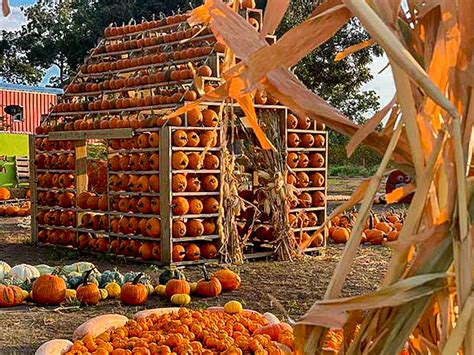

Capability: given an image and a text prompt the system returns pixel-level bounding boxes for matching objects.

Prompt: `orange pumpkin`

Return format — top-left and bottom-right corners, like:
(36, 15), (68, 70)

(188, 198), (204, 214)
(287, 114), (298, 129)
(150, 153), (160, 170)
(172, 197), (190, 215)
(311, 191), (326, 207)
(287, 153), (299, 168)
(172, 151), (189, 170)
(149, 175), (160, 192)
(310, 232), (325, 247)
(199, 131), (218, 147)
(136, 176), (150, 192)
(287, 133), (300, 147)
(331, 227), (350, 243)
(310, 172), (325, 187)
(297, 116), (311, 129)
(298, 154), (309, 168)
(137, 197), (151, 214)
(186, 220), (204, 237)
(309, 153), (325, 168)
(77, 192), (93, 209)
(201, 175), (219, 191)
(186, 176), (201, 192)
(213, 269), (241, 291)
(200, 243), (218, 259)
(314, 134), (326, 147)
(188, 152), (203, 169)
(203, 154), (220, 169)
(165, 272), (189, 296)
(299, 193), (312, 208)
(172, 220), (187, 238)
(185, 243), (201, 261)
(203, 197), (219, 213)
(300, 134), (315, 147)
(202, 109), (219, 127)
(203, 219), (216, 234)
(149, 132), (160, 148)
(172, 130), (188, 147)
(145, 218), (161, 238)
(172, 174), (187, 192)
(186, 131), (200, 147)
(187, 108), (203, 126)
(296, 172), (310, 188)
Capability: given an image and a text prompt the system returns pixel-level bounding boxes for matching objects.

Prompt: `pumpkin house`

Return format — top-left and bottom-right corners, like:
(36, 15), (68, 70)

(30, 4), (328, 265)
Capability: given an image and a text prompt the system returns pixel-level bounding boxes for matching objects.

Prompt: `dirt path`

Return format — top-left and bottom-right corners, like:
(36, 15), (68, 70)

(0, 216), (391, 353)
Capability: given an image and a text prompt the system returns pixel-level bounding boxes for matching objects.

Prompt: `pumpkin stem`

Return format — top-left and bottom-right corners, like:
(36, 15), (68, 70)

(201, 265), (210, 281)
(82, 268), (95, 286)
(132, 273), (143, 285)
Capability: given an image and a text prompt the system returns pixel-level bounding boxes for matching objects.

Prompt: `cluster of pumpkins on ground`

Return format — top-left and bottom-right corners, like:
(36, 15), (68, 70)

(0, 187), (31, 217)
(0, 261), (240, 308)
(37, 303), (294, 354)
(328, 209), (405, 245)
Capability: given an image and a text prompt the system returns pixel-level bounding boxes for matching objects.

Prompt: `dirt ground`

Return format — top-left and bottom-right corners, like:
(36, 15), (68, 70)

(0, 178), (399, 353)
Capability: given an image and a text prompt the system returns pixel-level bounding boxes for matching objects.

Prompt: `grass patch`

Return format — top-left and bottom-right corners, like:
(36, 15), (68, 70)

(329, 165), (378, 178)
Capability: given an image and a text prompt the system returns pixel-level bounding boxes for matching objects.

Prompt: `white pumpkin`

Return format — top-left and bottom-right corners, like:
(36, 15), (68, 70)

(9, 264), (40, 281)
(35, 264), (55, 275)
(73, 314), (128, 340)
(61, 262), (96, 275)
(0, 261), (11, 281)
(35, 339), (72, 355)
(134, 308), (180, 320)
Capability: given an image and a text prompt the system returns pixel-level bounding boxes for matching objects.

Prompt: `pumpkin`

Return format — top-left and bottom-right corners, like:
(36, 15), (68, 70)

(172, 174), (187, 192)
(203, 197), (219, 213)
(172, 220), (187, 238)
(188, 198), (204, 214)
(99, 288), (108, 300)
(311, 191), (326, 207)
(307, 212), (318, 226)
(187, 220), (204, 237)
(387, 230), (399, 241)
(188, 152), (203, 169)
(309, 153), (325, 168)
(331, 227), (350, 244)
(64, 289), (76, 300)
(253, 322), (292, 341)
(154, 284), (167, 297)
(298, 153), (309, 168)
(202, 109), (219, 127)
(31, 274), (66, 305)
(9, 264), (40, 281)
(186, 131), (200, 147)
(375, 221), (393, 233)
(287, 133), (300, 147)
(145, 218), (161, 238)
(139, 242), (154, 260)
(310, 232), (325, 247)
(105, 282), (121, 298)
(172, 151), (189, 170)
(203, 219), (216, 234)
(297, 116), (312, 129)
(35, 339), (73, 355)
(196, 266), (222, 297)
(300, 134), (315, 147)
(0, 284), (24, 307)
(185, 243), (201, 261)
(170, 293), (191, 305)
(76, 269), (101, 306)
(172, 130), (188, 147)
(165, 275), (190, 297)
(0, 187), (11, 200)
(296, 172), (310, 188)
(172, 197), (190, 215)
(201, 243), (218, 259)
(186, 176), (201, 192)
(172, 244), (186, 262)
(72, 314), (128, 340)
(199, 131), (218, 147)
(120, 273), (148, 306)
(213, 269), (241, 291)
(310, 172), (325, 187)
(159, 267), (186, 285)
(314, 134), (326, 147)
(287, 153), (299, 168)
(224, 300), (243, 314)
(137, 196), (151, 214)
(202, 175), (219, 191)
(187, 108), (203, 126)
(0, 261), (11, 281)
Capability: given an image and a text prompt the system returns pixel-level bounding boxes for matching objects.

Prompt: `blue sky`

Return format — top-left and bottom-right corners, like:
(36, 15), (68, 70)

(1, 0), (396, 108)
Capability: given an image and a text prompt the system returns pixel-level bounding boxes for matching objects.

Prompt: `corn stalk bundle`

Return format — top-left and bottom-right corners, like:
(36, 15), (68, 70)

(165, 0), (473, 353)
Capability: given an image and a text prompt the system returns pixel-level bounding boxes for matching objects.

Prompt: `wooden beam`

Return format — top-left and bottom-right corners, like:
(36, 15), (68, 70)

(28, 134), (38, 243)
(75, 140), (87, 233)
(160, 127), (172, 265)
(49, 128), (134, 141)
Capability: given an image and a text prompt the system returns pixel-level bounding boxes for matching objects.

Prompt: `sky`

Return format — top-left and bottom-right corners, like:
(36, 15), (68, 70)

(1, 0), (396, 108)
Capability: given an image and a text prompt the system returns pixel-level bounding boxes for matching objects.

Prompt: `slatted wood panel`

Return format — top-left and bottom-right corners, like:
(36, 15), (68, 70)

(15, 156), (30, 186)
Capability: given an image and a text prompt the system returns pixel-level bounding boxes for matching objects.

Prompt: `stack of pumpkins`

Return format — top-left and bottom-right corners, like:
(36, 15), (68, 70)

(329, 210), (404, 245)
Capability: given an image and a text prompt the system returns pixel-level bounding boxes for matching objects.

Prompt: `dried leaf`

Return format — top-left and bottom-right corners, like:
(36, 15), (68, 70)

(335, 38), (376, 62)
(386, 183), (416, 204)
(260, 0), (290, 38)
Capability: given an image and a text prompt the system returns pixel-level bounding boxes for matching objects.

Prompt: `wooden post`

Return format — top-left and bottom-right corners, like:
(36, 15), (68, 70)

(160, 127), (172, 264)
(75, 140), (87, 246)
(28, 134), (38, 243)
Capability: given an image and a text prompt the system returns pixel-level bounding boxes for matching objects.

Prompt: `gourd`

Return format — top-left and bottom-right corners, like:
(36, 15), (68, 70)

(9, 264), (40, 281)
(99, 270), (124, 287)
(213, 269), (241, 291)
(61, 262), (96, 275)
(154, 284), (167, 297)
(0, 284), (24, 307)
(0, 261), (11, 281)
(224, 300), (243, 314)
(171, 293), (191, 305)
(99, 288), (108, 300)
(120, 273), (148, 306)
(159, 267), (186, 285)
(31, 274), (67, 305)
(123, 271), (151, 285)
(105, 281), (121, 298)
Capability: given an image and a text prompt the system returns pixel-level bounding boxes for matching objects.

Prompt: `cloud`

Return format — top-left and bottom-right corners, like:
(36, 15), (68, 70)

(0, 6), (26, 32)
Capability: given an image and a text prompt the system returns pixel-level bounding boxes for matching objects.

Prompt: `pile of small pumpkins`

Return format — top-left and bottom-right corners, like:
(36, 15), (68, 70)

(37, 304), (294, 354)
(329, 210), (404, 245)
(0, 261), (241, 308)
(0, 201), (31, 217)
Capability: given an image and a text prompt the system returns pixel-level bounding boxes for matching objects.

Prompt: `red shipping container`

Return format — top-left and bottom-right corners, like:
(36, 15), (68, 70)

(0, 83), (62, 134)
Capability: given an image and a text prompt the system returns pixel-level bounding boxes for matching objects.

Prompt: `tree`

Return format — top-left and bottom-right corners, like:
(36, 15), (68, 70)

(1, 0), (201, 87)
